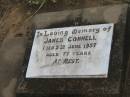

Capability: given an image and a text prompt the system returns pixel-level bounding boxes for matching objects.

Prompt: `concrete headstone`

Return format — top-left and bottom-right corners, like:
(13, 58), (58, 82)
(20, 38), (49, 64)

(17, 4), (129, 97)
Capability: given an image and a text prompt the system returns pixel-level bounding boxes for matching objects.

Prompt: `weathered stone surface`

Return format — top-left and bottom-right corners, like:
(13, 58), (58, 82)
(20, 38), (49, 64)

(123, 5), (130, 97)
(26, 24), (114, 78)
(16, 4), (129, 97)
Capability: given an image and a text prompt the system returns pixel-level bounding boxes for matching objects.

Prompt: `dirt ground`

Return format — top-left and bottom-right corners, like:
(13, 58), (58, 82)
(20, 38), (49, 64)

(0, 0), (129, 97)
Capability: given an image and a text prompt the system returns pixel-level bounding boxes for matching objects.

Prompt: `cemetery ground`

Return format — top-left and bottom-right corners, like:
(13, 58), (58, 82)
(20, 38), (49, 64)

(0, 0), (130, 97)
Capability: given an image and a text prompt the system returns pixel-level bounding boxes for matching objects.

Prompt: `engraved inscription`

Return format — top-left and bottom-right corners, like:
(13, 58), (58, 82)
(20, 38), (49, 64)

(26, 24), (114, 78)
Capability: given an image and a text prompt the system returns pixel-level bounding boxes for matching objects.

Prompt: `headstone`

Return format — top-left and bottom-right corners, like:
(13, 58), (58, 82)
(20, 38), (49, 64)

(26, 24), (114, 78)
(16, 4), (129, 97)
